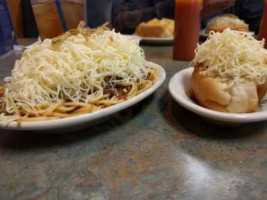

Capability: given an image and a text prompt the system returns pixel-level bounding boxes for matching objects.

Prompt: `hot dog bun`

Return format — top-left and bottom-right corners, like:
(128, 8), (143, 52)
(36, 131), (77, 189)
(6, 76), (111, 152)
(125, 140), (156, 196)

(191, 29), (267, 113)
(190, 65), (267, 113)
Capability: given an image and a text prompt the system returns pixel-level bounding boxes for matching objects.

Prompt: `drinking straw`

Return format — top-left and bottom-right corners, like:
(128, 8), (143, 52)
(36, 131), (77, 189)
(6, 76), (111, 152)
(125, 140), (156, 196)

(55, 0), (68, 31)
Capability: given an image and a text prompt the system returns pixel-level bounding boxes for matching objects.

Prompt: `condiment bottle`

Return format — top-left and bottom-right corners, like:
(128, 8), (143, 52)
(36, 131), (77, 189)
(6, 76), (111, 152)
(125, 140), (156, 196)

(173, 0), (203, 61)
(259, 0), (267, 48)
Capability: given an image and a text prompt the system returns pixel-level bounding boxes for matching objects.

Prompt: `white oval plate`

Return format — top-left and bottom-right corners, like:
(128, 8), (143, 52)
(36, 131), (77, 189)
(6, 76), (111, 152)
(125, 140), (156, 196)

(169, 67), (267, 124)
(0, 62), (166, 131)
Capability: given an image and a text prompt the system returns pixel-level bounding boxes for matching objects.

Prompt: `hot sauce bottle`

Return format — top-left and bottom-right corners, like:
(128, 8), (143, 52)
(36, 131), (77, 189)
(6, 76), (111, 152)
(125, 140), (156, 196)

(173, 0), (203, 60)
(259, 0), (267, 48)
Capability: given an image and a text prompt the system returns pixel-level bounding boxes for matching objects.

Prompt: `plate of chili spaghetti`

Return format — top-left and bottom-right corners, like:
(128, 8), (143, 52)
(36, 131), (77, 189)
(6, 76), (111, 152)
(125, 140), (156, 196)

(0, 23), (165, 131)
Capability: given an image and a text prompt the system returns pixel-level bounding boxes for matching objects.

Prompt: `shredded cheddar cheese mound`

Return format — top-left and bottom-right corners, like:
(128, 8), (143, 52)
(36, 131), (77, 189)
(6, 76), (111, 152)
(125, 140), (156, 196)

(193, 28), (267, 84)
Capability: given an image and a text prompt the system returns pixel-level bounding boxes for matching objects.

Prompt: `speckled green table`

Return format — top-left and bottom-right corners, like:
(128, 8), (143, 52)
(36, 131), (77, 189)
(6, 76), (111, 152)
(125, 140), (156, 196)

(0, 46), (266, 200)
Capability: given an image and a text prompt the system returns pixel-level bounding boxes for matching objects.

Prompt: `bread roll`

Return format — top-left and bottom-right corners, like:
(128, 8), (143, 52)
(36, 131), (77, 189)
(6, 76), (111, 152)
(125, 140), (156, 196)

(135, 24), (165, 38)
(190, 65), (267, 113)
(135, 18), (174, 38)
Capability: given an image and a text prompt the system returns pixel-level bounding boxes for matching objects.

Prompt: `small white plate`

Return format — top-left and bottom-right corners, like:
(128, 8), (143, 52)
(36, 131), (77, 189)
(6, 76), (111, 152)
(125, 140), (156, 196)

(0, 62), (166, 131)
(169, 67), (267, 125)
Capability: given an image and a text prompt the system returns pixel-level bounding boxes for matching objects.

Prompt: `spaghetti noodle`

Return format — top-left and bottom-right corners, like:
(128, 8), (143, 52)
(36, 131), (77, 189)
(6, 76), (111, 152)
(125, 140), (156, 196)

(0, 23), (158, 123)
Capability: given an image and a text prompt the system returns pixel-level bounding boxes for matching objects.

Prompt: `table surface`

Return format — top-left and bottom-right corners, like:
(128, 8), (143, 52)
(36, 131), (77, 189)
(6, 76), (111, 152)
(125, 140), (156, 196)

(0, 45), (266, 200)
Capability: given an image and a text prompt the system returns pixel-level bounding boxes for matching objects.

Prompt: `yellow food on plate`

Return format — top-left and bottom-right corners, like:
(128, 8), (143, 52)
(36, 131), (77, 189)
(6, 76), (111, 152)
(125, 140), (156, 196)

(206, 14), (249, 34)
(0, 22), (158, 123)
(135, 18), (174, 38)
(190, 28), (267, 113)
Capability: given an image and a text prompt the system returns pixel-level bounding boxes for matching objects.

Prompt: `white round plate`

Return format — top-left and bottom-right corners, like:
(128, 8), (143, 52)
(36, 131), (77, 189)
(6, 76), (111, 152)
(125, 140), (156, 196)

(0, 62), (166, 131)
(169, 67), (267, 125)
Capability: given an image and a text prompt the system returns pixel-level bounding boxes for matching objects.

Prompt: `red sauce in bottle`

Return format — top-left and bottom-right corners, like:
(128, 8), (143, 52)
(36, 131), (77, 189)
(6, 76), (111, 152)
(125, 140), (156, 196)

(259, 0), (267, 48)
(173, 0), (203, 61)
